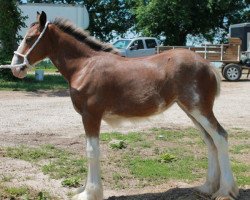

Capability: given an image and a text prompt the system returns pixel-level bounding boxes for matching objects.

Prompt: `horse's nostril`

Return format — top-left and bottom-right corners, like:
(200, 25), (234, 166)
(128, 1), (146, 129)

(20, 66), (27, 71)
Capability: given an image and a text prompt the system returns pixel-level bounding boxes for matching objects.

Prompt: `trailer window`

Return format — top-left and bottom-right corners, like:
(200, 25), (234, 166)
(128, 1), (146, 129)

(145, 39), (157, 48)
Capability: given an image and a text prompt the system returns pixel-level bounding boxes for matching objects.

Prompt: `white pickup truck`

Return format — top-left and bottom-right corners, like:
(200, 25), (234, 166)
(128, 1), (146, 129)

(113, 37), (160, 57)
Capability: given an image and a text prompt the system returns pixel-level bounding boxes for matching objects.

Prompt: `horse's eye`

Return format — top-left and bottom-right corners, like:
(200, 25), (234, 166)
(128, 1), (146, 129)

(25, 37), (33, 44)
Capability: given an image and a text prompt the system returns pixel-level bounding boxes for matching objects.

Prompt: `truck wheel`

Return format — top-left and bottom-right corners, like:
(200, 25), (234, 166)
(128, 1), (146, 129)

(222, 64), (242, 81)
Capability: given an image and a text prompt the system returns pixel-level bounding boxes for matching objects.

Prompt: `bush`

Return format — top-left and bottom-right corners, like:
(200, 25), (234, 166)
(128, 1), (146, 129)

(0, 0), (26, 80)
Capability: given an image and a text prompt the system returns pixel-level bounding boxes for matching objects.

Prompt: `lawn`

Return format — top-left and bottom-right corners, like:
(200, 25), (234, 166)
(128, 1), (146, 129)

(0, 73), (68, 91)
(0, 60), (68, 91)
(0, 127), (249, 199)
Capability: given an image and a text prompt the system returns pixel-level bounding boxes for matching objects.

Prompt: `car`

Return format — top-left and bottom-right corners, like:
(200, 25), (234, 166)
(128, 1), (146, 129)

(113, 37), (160, 57)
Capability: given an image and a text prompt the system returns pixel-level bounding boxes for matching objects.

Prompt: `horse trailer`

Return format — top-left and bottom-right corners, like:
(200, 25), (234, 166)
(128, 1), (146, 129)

(157, 23), (250, 81)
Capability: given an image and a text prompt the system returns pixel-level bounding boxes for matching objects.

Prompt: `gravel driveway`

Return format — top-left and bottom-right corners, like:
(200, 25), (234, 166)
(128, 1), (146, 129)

(0, 81), (249, 138)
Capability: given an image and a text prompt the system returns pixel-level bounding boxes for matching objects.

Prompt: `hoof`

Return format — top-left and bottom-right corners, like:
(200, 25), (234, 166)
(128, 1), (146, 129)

(72, 185), (103, 200)
(72, 191), (102, 200)
(194, 182), (219, 195)
(212, 185), (239, 200)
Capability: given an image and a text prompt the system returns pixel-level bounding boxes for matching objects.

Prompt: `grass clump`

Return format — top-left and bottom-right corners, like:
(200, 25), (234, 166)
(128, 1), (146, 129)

(109, 140), (127, 149)
(5, 144), (66, 162)
(0, 174), (14, 182)
(101, 132), (143, 143)
(158, 153), (176, 163)
(42, 157), (86, 183)
(62, 177), (81, 187)
(4, 145), (87, 188)
(0, 185), (55, 200)
(4, 186), (28, 197)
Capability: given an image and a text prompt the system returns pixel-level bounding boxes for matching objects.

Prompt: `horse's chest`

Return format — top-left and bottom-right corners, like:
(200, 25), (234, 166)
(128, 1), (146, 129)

(69, 88), (85, 114)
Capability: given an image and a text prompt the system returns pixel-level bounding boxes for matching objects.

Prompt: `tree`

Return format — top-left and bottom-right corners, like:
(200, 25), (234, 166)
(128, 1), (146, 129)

(84, 0), (134, 41)
(0, 0), (26, 80)
(28, 0), (135, 41)
(133, 0), (249, 45)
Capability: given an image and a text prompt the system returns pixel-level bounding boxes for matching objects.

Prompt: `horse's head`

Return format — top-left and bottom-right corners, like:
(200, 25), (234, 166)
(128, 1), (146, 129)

(12, 11), (49, 78)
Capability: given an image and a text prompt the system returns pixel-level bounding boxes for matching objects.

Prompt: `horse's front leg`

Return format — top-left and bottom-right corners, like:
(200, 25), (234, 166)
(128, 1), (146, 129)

(73, 115), (103, 200)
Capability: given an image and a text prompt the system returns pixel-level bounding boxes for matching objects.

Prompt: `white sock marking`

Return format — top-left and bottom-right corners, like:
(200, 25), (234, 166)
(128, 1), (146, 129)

(191, 110), (235, 191)
(84, 137), (103, 199)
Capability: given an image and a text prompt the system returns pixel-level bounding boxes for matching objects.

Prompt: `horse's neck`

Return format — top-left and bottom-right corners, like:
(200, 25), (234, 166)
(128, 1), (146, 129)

(48, 28), (97, 83)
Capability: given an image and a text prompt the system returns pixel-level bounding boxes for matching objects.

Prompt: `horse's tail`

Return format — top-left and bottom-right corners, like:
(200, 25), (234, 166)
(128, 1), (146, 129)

(210, 65), (221, 97)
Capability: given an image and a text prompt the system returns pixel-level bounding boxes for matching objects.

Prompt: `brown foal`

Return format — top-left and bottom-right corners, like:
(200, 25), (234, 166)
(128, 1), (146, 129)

(9, 12), (238, 200)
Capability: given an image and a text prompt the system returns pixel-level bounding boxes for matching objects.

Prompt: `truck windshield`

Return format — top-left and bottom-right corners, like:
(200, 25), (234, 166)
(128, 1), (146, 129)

(113, 40), (132, 49)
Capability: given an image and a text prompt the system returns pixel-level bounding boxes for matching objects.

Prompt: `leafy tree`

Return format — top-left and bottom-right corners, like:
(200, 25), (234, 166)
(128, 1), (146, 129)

(84, 0), (134, 41)
(0, 0), (26, 80)
(27, 0), (135, 41)
(133, 0), (249, 45)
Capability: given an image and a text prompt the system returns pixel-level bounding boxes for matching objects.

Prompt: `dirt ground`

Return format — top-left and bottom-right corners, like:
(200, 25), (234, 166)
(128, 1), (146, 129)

(0, 79), (250, 199)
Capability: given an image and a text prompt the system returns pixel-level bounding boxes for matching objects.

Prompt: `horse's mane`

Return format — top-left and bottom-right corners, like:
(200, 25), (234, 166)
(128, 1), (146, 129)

(52, 18), (119, 54)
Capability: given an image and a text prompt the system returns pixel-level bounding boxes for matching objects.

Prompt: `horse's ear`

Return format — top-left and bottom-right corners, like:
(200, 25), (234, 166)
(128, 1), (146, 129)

(38, 11), (47, 27)
(36, 11), (40, 21)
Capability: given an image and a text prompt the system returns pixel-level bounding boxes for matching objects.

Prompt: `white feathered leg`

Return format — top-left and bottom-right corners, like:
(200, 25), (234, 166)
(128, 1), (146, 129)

(191, 110), (239, 200)
(185, 113), (220, 194)
(73, 137), (103, 200)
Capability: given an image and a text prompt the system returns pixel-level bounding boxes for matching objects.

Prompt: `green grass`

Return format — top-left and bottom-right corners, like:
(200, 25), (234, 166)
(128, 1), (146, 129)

(42, 157), (86, 185)
(151, 127), (200, 141)
(231, 144), (250, 154)
(62, 177), (82, 187)
(127, 157), (203, 181)
(101, 131), (144, 143)
(0, 174), (14, 182)
(3, 145), (87, 188)
(100, 128), (250, 187)
(109, 140), (127, 149)
(1, 127), (249, 193)
(232, 161), (250, 185)
(0, 74), (68, 91)
(0, 185), (55, 200)
(230, 129), (250, 140)
(30, 60), (58, 73)
(6, 144), (67, 162)
(124, 148), (207, 183)
(4, 186), (28, 196)
(112, 172), (124, 188)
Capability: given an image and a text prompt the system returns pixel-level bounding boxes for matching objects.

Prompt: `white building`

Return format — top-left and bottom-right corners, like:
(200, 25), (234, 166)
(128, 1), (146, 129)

(19, 3), (89, 37)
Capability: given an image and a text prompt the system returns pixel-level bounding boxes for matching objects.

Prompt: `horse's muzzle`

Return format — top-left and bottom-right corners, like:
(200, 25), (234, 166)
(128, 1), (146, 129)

(11, 66), (28, 79)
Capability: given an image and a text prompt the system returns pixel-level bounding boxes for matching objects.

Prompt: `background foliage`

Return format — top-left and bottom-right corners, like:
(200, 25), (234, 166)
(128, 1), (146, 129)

(0, 0), (26, 80)
(133, 0), (250, 45)
(26, 0), (250, 45)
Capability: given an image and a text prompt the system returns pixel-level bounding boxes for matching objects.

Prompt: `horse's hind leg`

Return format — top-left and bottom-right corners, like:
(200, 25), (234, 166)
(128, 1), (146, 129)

(190, 110), (239, 199)
(186, 113), (220, 194)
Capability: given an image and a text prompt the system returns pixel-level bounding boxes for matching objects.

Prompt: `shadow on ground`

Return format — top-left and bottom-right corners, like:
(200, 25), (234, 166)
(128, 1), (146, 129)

(25, 89), (70, 97)
(106, 188), (250, 200)
(222, 78), (250, 82)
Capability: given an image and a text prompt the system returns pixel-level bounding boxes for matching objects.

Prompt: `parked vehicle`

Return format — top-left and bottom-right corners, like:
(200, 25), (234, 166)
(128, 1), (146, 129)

(113, 37), (160, 57)
(157, 23), (250, 81)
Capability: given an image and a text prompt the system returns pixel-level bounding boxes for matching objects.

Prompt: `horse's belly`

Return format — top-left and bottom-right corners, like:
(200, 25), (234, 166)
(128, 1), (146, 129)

(102, 101), (171, 127)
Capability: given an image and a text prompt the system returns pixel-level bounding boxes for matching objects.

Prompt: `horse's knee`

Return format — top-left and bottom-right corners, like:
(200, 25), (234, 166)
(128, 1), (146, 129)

(86, 137), (100, 159)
